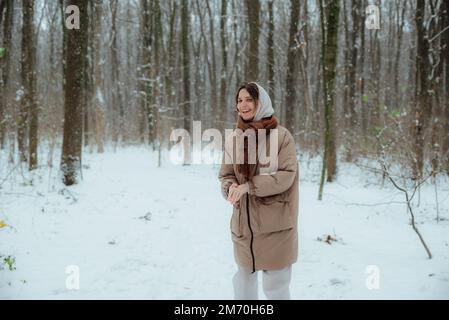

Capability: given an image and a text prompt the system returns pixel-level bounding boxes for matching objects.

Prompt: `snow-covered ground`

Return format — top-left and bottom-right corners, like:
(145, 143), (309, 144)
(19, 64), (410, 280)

(1, 146), (448, 299)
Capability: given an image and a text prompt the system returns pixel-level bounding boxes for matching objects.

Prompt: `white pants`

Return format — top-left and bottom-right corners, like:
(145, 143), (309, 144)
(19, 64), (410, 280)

(232, 265), (292, 300)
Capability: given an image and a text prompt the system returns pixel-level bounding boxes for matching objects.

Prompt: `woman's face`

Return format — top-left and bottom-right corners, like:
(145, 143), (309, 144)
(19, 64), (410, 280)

(237, 88), (257, 121)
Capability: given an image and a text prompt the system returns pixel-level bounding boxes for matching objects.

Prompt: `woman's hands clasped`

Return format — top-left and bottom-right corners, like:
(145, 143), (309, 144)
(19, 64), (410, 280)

(227, 182), (249, 206)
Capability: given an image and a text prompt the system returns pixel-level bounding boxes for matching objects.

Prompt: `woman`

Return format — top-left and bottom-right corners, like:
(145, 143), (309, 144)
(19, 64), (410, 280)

(219, 82), (299, 300)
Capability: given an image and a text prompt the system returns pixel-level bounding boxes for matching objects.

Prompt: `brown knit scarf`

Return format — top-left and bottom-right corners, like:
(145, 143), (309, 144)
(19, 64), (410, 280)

(236, 115), (278, 180)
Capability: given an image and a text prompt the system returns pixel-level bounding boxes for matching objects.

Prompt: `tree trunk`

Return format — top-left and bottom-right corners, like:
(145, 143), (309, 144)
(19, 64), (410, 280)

(140, 0), (156, 146)
(181, 0), (191, 132)
(205, 1), (218, 127)
(442, 0), (449, 173)
(342, 0), (350, 149)
(245, 0), (259, 81)
(346, 0), (361, 162)
(413, 0), (431, 179)
(61, 0), (88, 185)
(359, 0), (367, 145)
(195, 0), (214, 128)
(266, 0), (275, 102)
(284, 0), (300, 136)
(428, 0), (443, 174)
(20, 0), (38, 169)
(164, 0), (177, 131)
(181, 0), (191, 164)
(393, 1), (406, 111)
(0, 0), (13, 150)
(152, 0), (163, 149)
(93, 0), (104, 153)
(110, 0), (125, 145)
(83, 0), (95, 149)
(383, 0), (394, 113)
(318, 0), (340, 199)
(297, 12), (312, 147)
(370, 0), (382, 132)
(219, 0), (228, 132)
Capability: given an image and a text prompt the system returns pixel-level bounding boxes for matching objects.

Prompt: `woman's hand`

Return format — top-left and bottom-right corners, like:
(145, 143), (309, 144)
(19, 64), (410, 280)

(228, 183), (249, 205)
(228, 183), (239, 207)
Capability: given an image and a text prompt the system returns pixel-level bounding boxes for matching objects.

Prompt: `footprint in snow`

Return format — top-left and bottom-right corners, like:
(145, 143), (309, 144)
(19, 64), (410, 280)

(329, 278), (345, 286)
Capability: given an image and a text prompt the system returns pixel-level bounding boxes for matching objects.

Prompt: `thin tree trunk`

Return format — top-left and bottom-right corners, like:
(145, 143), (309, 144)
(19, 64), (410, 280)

(219, 0), (228, 132)
(205, 1), (218, 127)
(93, 0), (104, 153)
(0, 0), (13, 150)
(384, 0), (394, 112)
(110, 0), (125, 144)
(195, 0), (215, 128)
(442, 0), (449, 173)
(83, 0), (95, 149)
(371, 0), (382, 132)
(151, 0), (163, 149)
(140, 0), (156, 146)
(245, 0), (260, 81)
(342, 0), (350, 148)
(164, 1), (177, 128)
(20, 0), (38, 168)
(297, 25), (312, 147)
(266, 0), (275, 104)
(359, 0), (367, 145)
(285, 0), (300, 136)
(318, 0), (339, 199)
(346, 0), (361, 162)
(181, 0), (191, 164)
(414, 0), (431, 179)
(393, 1), (406, 111)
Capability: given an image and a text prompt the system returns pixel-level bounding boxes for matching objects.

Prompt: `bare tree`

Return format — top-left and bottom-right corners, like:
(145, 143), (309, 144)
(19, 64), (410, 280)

(318, 0), (340, 200)
(284, 0), (300, 136)
(139, 0), (157, 146)
(378, 153), (433, 260)
(368, 0), (382, 135)
(152, 0), (163, 149)
(393, 1), (407, 111)
(205, 1), (218, 127)
(0, 0), (446, 186)
(163, 0), (178, 133)
(181, 0), (191, 133)
(60, 0), (89, 185)
(92, 0), (104, 153)
(19, 0), (38, 169)
(413, 0), (432, 179)
(0, 0), (13, 150)
(345, 0), (362, 162)
(110, 0), (125, 145)
(266, 0), (275, 102)
(219, 0), (229, 132)
(245, 0), (259, 81)
(442, 0), (449, 173)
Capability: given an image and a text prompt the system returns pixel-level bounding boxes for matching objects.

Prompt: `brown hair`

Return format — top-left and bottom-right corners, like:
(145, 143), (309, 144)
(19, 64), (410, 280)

(235, 82), (259, 111)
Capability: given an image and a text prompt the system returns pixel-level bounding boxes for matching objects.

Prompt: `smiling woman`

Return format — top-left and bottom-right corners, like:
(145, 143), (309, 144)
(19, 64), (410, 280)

(236, 84), (258, 121)
(219, 82), (299, 300)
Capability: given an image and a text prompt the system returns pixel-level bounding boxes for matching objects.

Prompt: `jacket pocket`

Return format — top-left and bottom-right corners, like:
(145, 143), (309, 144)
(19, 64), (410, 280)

(255, 195), (293, 233)
(230, 206), (243, 237)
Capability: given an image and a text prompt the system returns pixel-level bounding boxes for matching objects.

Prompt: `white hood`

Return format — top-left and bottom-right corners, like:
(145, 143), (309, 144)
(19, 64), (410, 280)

(252, 82), (274, 121)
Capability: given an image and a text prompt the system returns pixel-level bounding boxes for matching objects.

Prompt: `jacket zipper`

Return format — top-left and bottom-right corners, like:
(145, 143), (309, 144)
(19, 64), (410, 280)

(246, 194), (256, 273)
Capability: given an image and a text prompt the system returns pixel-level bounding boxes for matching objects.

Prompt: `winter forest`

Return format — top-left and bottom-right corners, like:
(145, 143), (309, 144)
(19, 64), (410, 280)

(1, 0), (449, 299)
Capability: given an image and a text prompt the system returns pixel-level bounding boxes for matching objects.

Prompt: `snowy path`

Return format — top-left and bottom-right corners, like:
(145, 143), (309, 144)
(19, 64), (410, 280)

(1, 147), (448, 299)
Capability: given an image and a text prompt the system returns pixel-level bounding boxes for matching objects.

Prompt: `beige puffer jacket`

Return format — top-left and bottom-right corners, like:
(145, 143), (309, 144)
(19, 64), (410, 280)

(218, 124), (299, 272)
